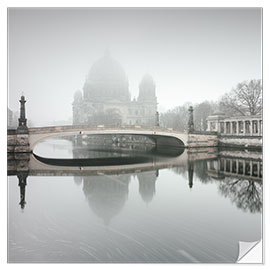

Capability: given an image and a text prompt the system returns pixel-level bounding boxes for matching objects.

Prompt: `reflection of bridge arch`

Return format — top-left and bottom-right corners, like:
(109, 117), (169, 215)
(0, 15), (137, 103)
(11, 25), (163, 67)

(28, 126), (188, 152)
(27, 150), (188, 176)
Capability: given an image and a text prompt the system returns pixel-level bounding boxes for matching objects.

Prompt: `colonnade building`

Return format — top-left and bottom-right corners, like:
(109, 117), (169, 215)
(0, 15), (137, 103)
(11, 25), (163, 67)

(207, 112), (262, 136)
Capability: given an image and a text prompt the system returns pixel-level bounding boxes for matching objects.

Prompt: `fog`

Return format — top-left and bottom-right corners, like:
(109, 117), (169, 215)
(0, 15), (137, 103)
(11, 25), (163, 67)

(8, 8), (262, 126)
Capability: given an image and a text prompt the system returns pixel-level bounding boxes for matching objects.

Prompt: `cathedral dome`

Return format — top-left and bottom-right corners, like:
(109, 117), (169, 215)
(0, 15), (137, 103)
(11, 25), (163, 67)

(138, 74), (157, 103)
(83, 51), (130, 102)
(73, 90), (82, 103)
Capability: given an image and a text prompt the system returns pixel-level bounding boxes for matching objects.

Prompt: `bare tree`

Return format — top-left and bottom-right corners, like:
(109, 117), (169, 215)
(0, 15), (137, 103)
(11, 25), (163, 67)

(160, 101), (217, 131)
(160, 103), (190, 131)
(219, 79), (262, 116)
(218, 178), (262, 213)
(194, 101), (218, 131)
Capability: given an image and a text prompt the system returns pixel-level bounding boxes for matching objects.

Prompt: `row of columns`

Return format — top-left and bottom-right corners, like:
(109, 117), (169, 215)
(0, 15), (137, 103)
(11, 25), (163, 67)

(208, 158), (262, 178)
(217, 158), (262, 178)
(219, 119), (262, 136)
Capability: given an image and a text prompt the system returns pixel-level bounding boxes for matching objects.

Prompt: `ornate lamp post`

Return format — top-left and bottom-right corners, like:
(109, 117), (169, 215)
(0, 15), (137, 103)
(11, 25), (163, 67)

(188, 106), (194, 133)
(17, 95), (28, 134)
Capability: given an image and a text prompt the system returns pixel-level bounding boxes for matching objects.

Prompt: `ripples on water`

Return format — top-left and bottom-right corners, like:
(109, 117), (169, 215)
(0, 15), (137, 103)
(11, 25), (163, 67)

(8, 136), (262, 263)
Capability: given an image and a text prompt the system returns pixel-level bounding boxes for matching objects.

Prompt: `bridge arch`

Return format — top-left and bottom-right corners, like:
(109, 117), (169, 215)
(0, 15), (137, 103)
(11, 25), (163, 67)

(28, 127), (188, 152)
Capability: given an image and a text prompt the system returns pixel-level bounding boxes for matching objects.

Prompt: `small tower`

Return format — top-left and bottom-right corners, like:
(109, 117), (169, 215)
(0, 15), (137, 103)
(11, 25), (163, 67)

(17, 95), (28, 134)
(155, 111), (160, 127)
(137, 74), (157, 126)
(188, 106), (194, 133)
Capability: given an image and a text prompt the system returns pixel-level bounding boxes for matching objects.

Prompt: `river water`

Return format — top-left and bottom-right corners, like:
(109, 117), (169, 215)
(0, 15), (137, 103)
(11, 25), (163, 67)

(8, 136), (262, 263)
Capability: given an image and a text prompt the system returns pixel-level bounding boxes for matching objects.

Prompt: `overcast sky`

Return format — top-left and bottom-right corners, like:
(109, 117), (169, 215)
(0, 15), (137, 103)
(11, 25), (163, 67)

(8, 7), (262, 126)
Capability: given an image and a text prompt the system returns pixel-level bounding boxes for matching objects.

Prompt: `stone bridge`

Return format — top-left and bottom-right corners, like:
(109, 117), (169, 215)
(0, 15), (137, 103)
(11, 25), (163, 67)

(8, 96), (219, 153)
(28, 125), (188, 151)
(8, 125), (220, 153)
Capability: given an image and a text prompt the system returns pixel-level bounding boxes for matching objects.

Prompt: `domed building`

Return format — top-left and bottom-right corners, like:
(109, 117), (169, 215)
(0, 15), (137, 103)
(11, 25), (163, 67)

(72, 51), (158, 126)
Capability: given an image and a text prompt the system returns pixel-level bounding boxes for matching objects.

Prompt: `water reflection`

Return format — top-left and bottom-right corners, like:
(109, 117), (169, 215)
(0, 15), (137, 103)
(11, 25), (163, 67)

(188, 161), (194, 189)
(83, 174), (131, 225)
(17, 171), (28, 209)
(73, 170), (159, 224)
(138, 170), (158, 203)
(8, 140), (262, 263)
(218, 179), (262, 213)
(8, 146), (262, 215)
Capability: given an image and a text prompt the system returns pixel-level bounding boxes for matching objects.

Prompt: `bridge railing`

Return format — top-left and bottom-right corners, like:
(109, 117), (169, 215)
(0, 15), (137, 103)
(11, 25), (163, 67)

(28, 124), (187, 134)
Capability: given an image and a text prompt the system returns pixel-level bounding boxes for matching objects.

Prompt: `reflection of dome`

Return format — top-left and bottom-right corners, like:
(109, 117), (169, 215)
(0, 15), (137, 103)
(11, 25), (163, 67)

(83, 51), (130, 102)
(137, 171), (158, 204)
(138, 74), (157, 102)
(82, 175), (130, 225)
(74, 176), (83, 186)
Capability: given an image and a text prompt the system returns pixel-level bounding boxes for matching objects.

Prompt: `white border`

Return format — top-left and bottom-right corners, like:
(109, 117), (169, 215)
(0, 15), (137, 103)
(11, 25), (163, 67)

(1, 0), (268, 269)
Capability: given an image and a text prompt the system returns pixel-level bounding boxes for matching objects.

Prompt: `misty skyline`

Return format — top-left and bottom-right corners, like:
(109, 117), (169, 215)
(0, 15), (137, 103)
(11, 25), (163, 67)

(8, 7), (262, 126)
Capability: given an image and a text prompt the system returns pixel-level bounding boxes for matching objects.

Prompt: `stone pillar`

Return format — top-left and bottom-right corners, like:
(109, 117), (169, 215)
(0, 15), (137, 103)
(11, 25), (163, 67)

(17, 95), (28, 134)
(216, 120), (219, 132)
(259, 120), (262, 135)
(250, 120), (253, 136)
(155, 111), (160, 127)
(188, 106), (194, 133)
(250, 161), (253, 176)
(243, 121), (246, 135)
(15, 96), (30, 153)
(207, 120), (210, 131)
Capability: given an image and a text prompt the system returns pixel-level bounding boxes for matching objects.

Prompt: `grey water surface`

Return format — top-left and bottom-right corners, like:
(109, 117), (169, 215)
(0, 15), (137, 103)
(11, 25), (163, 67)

(8, 137), (262, 263)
